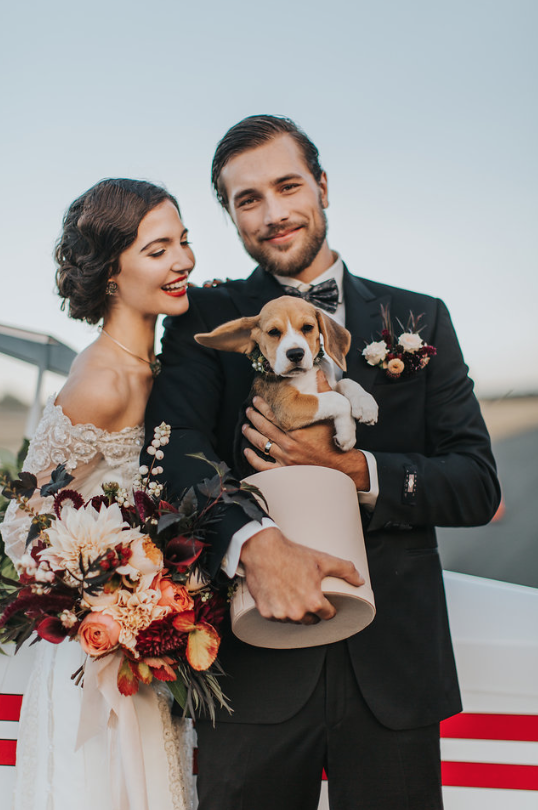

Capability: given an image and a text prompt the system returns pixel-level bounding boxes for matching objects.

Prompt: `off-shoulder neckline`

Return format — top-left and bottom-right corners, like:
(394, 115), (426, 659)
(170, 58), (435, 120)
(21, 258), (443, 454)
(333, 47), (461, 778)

(48, 396), (144, 438)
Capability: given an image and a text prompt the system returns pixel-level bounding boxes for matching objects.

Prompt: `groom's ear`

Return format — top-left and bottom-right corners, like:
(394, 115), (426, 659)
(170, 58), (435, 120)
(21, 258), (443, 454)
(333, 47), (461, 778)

(195, 316), (259, 354)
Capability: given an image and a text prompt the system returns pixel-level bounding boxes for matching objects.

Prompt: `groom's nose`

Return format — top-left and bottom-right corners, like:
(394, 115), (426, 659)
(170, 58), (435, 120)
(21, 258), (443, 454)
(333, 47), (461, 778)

(263, 191), (290, 226)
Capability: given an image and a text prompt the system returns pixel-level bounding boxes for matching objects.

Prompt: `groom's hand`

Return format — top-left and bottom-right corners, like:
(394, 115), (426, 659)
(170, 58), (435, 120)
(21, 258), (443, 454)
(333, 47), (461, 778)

(242, 396), (371, 492)
(239, 527), (364, 623)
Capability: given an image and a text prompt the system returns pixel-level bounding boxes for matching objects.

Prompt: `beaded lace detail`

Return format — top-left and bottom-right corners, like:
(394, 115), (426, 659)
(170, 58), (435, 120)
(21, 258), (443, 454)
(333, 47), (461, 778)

(154, 683), (194, 810)
(23, 397), (144, 474)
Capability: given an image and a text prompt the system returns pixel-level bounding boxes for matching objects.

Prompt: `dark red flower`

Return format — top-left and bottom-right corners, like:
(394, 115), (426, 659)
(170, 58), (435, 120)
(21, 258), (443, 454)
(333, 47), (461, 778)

(53, 489), (84, 517)
(381, 329), (392, 347)
(195, 592), (227, 630)
(164, 536), (206, 572)
(136, 617), (187, 658)
(88, 495), (109, 512)
(36, 617), (69, 644)
(0, 592), (74, 629)
(134, 490), (157, 521)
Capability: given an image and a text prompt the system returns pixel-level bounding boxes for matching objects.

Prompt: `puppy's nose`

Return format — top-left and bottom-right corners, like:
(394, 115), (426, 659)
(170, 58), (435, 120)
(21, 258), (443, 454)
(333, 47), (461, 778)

(286, 348), (305, 364)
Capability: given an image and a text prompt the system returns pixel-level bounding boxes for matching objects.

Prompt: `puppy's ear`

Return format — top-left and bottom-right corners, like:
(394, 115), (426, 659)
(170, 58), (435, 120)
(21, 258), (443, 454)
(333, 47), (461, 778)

(195, 316), (258, 354)
(316, 310), (351, 371)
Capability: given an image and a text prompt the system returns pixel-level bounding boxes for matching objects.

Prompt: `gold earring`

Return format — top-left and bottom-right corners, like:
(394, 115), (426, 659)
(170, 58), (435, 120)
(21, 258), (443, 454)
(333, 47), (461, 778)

(106, 280), (118, 295)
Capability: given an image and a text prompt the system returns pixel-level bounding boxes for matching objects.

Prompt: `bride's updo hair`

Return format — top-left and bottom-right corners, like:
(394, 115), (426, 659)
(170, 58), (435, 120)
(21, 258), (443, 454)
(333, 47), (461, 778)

(55, 178), (180, 324)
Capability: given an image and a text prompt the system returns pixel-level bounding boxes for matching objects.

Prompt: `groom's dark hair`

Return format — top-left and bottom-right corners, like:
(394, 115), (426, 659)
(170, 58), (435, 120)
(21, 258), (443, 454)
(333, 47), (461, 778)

(211, 115), (324, 210)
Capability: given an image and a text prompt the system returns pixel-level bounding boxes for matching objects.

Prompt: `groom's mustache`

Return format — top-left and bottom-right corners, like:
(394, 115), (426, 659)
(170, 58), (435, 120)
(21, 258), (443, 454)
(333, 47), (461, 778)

(260, 221), (306, 241)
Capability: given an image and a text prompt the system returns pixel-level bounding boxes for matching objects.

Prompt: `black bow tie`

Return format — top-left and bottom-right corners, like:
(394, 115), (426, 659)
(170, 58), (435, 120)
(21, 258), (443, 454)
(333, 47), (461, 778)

(279, 277), (340, 314)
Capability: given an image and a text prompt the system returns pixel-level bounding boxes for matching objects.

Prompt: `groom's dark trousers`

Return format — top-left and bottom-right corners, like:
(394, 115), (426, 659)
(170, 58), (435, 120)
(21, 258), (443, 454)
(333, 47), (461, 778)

(145, 265), (500, 809)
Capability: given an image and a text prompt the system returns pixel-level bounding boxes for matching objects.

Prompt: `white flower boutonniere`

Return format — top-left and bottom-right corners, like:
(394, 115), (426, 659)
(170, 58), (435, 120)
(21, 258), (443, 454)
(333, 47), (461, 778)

(362, 305), (437, 379)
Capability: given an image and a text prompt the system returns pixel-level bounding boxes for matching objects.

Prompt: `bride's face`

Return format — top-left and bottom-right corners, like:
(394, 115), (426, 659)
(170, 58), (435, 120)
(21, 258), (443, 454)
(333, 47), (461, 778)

(114, 200), (195, 318)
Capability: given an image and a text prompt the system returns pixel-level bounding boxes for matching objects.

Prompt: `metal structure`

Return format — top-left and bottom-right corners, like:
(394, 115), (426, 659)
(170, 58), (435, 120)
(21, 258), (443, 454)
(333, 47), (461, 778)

(0, 323), (76, 438)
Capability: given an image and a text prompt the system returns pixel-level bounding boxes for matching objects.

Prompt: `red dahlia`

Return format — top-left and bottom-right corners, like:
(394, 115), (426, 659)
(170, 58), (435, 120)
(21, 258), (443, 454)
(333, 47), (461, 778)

(136, 617), (187, 657)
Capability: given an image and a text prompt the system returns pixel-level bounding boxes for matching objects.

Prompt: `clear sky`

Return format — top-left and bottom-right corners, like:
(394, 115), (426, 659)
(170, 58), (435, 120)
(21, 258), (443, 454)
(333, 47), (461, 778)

(1, 0), (536, 403)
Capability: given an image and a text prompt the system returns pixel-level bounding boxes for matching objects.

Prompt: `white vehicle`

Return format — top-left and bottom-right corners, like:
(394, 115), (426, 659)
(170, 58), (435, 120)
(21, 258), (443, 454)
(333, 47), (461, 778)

(1, 571), (537, 808)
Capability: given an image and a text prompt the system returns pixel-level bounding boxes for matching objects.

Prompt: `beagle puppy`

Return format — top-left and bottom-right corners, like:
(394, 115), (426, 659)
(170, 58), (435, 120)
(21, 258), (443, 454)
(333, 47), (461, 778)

(195, 296), (378, 474)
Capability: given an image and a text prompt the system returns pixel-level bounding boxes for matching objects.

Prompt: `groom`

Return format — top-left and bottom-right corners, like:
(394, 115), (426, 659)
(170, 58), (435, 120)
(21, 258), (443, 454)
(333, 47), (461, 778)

(145, 115), (500, 809)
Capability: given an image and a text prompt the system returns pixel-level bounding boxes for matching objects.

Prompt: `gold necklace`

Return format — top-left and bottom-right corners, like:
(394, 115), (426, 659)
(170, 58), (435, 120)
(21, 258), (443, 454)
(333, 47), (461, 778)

(99, 327), (162, 378)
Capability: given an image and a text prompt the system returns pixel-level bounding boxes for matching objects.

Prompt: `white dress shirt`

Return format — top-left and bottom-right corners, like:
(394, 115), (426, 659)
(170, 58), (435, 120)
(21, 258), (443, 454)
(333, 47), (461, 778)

(221, 255), (379, 577)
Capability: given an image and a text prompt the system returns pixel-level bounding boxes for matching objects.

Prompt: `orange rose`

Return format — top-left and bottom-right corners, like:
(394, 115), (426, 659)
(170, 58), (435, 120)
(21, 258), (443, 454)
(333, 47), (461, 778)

(79, 612), (121, 656)
(153, 573), (194, 613)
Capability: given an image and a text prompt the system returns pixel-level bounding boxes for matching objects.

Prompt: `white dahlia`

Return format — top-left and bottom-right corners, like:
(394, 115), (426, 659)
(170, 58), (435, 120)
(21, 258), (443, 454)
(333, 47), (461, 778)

(39, 503), (147, 587)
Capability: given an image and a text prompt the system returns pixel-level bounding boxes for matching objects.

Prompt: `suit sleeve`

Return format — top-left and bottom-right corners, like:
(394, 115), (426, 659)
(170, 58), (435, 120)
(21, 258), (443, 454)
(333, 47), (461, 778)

(367, 299), (501, 532)
(144, 296), (255, 576)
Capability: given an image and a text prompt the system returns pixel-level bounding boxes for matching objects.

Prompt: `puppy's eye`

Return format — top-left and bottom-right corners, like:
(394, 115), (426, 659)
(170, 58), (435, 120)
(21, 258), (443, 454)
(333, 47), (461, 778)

(302, 324), (314, 333)
(268, 328), (281, 338)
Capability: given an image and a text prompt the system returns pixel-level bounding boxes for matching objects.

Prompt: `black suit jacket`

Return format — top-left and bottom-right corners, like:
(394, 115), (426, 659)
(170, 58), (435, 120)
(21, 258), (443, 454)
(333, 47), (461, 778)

(145, 265), (500, 730)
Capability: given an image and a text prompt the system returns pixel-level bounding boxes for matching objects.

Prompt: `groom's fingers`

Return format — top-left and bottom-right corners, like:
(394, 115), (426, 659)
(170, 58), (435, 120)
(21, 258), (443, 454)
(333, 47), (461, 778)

(241, 529), (363, 624)
(243, 446), (282, 471)
(241, 421), (278, 455)
(245, 406), (284, 444)
(316, 552), (364, 588)
(251, 396), (276, 421)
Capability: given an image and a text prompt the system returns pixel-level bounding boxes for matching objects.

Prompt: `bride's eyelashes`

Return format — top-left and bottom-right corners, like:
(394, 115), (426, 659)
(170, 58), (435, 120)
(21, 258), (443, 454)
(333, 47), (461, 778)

(149, 241), (192, 258)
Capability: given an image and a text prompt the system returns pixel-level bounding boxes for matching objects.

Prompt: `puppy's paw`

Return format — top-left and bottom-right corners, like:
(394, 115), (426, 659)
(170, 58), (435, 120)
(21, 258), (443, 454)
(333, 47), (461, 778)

(353, 393), (378, 425)
(333, 418), (357, 452)
(336, 380), (379, 425)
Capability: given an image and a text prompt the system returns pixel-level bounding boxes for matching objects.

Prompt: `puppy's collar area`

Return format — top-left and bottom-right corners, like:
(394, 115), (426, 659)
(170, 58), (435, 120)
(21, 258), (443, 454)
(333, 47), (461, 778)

(248, 345), (325, 376)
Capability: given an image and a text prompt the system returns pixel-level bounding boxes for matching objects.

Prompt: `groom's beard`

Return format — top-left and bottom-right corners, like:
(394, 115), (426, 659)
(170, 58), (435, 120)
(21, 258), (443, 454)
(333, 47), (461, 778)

(241, 202), (328, 278)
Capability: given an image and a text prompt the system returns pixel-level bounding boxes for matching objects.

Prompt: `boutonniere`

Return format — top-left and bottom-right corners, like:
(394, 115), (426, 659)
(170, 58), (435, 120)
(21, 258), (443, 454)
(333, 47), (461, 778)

(362, 305), (436, 379)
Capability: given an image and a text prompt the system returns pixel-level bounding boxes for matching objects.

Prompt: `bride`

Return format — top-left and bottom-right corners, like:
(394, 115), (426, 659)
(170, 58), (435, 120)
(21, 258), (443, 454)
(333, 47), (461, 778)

(2, 178), (195, 810)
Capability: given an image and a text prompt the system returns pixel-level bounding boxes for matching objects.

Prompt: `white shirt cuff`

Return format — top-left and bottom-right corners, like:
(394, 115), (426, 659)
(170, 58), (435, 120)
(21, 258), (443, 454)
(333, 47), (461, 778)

(357, 450), (379, 510)
(221, 517), (277, 578)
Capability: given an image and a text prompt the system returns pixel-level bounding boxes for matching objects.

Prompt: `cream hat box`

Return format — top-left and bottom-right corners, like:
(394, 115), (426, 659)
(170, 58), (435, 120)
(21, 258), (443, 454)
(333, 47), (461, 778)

(231, 465), (376, 648)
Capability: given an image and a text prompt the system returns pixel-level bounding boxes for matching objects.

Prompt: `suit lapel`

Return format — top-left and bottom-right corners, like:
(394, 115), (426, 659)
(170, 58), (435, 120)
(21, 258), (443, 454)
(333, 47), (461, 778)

(343, 267), (391, 393)
(227, 266), (284, 315)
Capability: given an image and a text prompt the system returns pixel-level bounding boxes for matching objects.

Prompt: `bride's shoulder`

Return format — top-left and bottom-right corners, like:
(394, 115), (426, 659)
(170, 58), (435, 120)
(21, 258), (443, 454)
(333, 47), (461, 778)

(56, 349), (128, 432)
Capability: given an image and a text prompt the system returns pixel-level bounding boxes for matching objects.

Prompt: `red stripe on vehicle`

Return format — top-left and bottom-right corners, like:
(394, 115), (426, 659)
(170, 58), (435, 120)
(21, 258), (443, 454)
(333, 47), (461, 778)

(0, 694), (23, 722)
(442, 761), (538, 791)
(0, 739), (17, 767)
(441, 713), (538, 742)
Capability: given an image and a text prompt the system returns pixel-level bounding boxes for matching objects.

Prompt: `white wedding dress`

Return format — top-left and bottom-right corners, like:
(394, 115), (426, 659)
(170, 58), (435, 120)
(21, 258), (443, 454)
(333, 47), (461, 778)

(2, 398), (194, 810)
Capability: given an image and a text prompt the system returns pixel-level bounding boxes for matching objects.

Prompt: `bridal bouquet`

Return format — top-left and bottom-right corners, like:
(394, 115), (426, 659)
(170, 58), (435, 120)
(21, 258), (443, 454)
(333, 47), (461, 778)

(0, 425), (265, 720)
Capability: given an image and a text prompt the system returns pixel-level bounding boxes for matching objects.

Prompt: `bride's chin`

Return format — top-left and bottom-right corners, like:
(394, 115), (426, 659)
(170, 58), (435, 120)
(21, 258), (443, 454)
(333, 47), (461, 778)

(160, 294), (190, 318)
